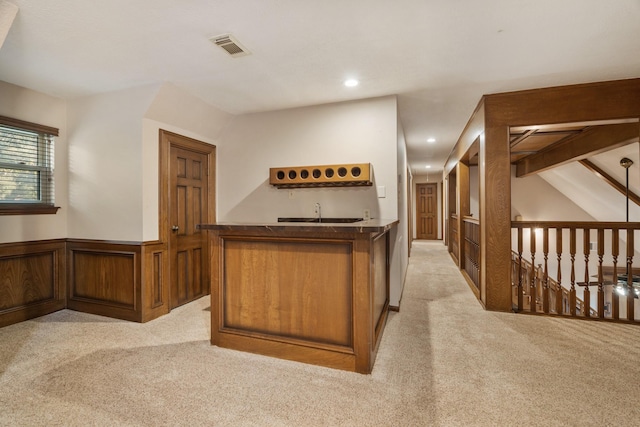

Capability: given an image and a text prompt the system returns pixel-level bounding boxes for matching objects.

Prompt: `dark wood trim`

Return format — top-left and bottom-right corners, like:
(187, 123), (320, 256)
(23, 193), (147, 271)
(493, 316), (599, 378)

(0, 239), (66, 328)
(388, 305), (400, 312)
(445, 101), (485, 175)
(579, 159), (640, 207)
(512, 221), (640, 229)
(0, 205), (60, 215)
(0, 114), (59, 136)
(516, 122), (639, 177)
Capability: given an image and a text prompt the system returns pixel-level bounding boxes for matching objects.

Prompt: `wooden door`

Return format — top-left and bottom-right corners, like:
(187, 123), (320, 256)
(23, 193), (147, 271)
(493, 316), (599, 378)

(169, 145), (210, 309)
(416, 183), (438, 240)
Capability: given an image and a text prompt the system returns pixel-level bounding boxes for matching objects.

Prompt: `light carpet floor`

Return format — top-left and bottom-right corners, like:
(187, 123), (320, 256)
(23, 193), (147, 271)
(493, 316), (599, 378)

(1, 241), (639, 426)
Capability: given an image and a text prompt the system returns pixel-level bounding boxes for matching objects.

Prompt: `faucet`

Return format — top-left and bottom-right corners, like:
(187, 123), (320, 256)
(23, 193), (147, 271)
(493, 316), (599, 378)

(314, 202), (321, 221)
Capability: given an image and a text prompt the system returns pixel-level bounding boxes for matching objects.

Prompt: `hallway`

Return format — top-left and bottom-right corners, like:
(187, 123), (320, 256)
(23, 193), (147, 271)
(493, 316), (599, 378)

(1, 241), (639, 426)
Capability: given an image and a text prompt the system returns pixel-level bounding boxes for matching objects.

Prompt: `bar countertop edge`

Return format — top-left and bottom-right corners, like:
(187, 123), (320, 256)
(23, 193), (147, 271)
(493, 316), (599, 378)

(198, 219), (399, 233)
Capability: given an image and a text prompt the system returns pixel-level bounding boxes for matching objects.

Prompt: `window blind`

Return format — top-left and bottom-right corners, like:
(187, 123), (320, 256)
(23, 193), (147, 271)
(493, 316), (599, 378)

(0, 122), (55, 205)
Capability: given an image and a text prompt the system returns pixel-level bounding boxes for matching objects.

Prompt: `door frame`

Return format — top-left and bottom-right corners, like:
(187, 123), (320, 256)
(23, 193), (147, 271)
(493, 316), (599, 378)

(159, 130), (216, 308)
(415, 182), (438, 240)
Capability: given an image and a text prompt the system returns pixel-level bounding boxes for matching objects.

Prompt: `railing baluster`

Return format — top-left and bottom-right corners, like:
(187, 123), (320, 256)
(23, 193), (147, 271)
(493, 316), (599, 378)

(530, 228), (537, 313)
(626, 229), (635, 321)
(612, 229), (619, 320)
(570, 228), (577, 317)
(543, 228), (549, 313)
(510, 221), (637, 323)
(517, 227), (523, 312)
(556, 227), (563, 315)
(597, 229), (605, 318)
(583, 228), (591, 318)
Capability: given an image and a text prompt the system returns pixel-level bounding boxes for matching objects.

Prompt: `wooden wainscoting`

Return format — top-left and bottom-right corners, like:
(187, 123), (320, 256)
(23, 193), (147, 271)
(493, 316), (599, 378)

(67, 240), (143, 322)
(0, 240), (66, 328)
(141, 240), (170, 322)
(1, 238), (172, 327)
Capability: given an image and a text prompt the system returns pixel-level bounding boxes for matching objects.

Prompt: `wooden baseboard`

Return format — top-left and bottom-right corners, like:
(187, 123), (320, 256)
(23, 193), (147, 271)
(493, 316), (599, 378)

(388, 305), (400, 312)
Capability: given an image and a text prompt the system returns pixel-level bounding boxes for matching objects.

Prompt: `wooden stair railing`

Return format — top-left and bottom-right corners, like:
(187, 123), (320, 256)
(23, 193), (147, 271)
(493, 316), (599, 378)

(511, 252), (597, 317)
(512, 221), (640, 323)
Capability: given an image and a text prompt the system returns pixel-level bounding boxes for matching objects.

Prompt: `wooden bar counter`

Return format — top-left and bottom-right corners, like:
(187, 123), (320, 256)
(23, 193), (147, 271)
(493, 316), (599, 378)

(199, 219), (397, 374)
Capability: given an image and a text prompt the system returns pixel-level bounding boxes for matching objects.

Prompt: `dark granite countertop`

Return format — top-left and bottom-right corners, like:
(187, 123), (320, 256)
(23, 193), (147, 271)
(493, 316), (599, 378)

(198, 218), (398, 233)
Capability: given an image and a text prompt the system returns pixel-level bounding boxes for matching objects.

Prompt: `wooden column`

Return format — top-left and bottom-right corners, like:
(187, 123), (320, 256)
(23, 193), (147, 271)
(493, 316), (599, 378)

(446, 172), (457, 254)
(456, 162), (470, 270)
(479, 123), (512, 311)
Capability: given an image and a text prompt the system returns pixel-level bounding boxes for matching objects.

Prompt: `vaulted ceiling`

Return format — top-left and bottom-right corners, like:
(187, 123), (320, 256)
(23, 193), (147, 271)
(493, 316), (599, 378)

(1, 0), (639, 176)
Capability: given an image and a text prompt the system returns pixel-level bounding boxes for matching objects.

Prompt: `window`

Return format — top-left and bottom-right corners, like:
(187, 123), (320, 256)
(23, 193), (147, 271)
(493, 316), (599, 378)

(0, 115), (59, 215)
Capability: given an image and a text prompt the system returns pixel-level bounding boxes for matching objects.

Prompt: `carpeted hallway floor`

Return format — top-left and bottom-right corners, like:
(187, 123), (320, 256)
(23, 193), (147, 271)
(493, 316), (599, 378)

(1, 241), (639, 426)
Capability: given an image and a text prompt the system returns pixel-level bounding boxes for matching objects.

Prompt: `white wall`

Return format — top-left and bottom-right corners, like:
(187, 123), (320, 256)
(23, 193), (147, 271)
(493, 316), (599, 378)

(65, 83), (232, 242)
(217, 96), (398, 222)
(391, 118), (410, 306)
(511, 166), (594, 222)
(66, 85), (160, 241)
(0, 81), (68, 244)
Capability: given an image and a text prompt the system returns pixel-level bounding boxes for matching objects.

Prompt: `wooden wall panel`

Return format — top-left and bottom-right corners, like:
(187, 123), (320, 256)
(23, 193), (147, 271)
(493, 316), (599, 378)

(222, 238), (353, 347)
(0, 240), (66, 328)
(372, 232), (389, 347)
(67, 240), (142, 322)
(141, 241), (169, 322)
(0, 239), (172, 327)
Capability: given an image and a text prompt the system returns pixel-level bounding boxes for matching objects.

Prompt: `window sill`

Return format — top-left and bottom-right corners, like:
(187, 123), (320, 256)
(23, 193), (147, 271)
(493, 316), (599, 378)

(0, 205), (60, 215)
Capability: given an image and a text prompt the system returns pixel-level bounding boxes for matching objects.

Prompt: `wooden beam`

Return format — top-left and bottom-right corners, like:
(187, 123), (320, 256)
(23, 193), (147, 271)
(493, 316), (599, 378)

(509, 129), (536, 148)
(579, 159), (640, 207)
(516, 122), (639, 177)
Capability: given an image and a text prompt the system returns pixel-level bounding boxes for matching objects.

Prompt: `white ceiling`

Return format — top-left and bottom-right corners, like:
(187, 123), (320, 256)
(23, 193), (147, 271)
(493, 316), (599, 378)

(1, 0), (639, 175)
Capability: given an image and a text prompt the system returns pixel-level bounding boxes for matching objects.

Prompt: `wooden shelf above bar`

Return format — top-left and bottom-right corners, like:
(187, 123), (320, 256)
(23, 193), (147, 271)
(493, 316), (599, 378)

(269, 163), (372, 188)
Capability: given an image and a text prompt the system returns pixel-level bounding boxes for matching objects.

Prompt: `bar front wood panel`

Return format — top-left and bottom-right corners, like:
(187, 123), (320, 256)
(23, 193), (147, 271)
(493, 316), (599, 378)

(371, 232), (389, 359)
(209, 225), (393, 374)
(0, 240), (66, 327)
(67, 240), (142, 322)
(222, 238), (352, 347)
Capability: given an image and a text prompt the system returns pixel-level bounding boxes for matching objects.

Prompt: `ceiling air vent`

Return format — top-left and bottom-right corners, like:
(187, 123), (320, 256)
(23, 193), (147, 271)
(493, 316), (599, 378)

(210, 34), (250, 57)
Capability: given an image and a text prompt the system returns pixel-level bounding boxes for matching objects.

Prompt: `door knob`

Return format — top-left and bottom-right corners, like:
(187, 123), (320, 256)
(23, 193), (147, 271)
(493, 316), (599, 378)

(172, 225), (179, 231)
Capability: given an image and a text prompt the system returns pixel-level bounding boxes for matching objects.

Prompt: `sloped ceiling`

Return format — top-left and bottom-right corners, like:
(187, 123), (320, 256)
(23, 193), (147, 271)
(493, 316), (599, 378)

(539, 143), (640, 222)
(0, 0), (639, 175)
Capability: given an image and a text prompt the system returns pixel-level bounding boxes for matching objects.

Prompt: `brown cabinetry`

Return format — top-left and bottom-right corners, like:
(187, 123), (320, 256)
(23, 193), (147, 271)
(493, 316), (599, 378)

(202, 220), (396, 373)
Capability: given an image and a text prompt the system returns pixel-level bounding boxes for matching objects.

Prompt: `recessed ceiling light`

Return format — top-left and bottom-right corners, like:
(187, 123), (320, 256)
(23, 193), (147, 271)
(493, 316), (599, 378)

(344, 79), (359, 87)
(427, 138), (436, 143)
(425, 165), (431, 169)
